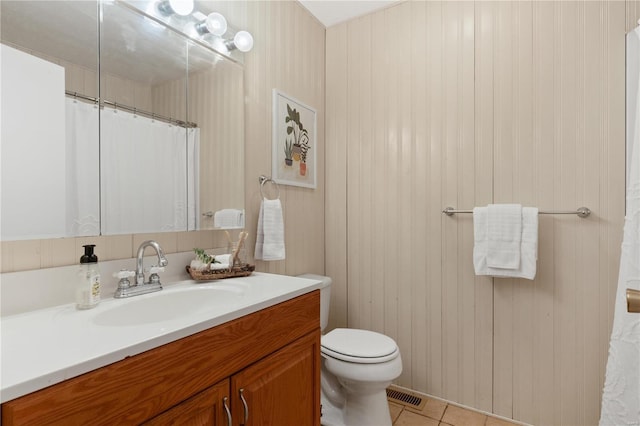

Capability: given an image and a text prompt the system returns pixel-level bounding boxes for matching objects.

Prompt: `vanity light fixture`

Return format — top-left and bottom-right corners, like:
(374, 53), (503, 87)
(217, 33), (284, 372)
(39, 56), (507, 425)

(157, 0), (194, 16)
(225, 30), (254, 53)
(195, 12), (227, 36)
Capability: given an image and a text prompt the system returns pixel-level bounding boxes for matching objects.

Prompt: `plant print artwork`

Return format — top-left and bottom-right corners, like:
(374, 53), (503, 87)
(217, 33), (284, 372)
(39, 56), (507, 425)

(272, 90), (316, 188)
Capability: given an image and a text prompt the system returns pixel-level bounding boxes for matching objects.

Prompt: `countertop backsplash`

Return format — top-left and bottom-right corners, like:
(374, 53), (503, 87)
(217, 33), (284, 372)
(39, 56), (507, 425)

(0, 249), (228, 317)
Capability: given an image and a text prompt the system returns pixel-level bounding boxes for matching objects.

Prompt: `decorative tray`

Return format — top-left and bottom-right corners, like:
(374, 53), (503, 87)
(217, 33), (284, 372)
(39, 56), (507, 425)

(186, 264), (255, 281)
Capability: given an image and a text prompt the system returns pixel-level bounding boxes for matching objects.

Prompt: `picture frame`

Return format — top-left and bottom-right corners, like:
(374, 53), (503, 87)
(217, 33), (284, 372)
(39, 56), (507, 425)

(272, 89), (317, 189)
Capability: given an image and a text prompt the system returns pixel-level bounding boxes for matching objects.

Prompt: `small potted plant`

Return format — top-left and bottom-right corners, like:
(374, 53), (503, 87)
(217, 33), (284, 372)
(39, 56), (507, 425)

(284, 138), (293, 166)
(299, 129), (310, 176)
(286, 104), (305, 161)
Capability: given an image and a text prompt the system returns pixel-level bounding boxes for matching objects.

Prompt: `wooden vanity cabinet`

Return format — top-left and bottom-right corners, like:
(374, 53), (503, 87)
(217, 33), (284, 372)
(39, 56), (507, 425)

(1, 290), (321, 426)
(231, 331), (319, 426)
(143, 379), (231, 426)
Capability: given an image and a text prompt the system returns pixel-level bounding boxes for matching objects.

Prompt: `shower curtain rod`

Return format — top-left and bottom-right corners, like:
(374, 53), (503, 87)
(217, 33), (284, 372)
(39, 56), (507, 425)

(442, 206), (591, 218)
(65, 91), (198, 128)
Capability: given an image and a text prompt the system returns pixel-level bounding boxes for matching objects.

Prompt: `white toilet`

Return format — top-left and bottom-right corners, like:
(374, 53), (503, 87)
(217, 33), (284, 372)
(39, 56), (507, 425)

(299, 274), (403, 426)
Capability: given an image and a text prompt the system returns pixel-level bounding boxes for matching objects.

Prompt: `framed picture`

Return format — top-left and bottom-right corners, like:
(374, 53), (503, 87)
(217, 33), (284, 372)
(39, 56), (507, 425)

(272, 89), (317, 189)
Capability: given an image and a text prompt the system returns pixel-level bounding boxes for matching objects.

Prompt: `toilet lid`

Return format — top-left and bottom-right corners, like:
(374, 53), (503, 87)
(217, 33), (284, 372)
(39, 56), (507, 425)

(321, 328), (399, 364)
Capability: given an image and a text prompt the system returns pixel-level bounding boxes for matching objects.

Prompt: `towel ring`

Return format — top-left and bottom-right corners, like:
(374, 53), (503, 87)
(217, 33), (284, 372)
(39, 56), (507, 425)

(259, 175), (280, 200)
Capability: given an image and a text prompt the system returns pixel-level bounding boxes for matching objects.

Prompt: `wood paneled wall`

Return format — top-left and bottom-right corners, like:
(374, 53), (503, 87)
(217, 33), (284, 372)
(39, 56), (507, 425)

(326, 1), (639, 424)
(243, 1), (326, 276)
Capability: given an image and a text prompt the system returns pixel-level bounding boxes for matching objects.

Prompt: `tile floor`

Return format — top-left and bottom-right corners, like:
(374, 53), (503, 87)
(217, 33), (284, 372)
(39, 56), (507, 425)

(388, 389), (520, 426)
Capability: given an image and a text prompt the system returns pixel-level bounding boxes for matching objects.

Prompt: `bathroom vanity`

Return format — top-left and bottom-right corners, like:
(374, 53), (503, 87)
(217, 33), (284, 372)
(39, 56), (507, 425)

(1, 274), (322, 425)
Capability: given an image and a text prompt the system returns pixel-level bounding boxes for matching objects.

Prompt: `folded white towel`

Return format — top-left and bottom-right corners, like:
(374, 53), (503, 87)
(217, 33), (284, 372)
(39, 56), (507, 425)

(487, 204), (522, 269)
(214, 254), (231, 265)
(190, 259), (206, 271)
(210, 262), (230, 270)
(473, 206), (538, 280)
(190, 254), (232, 271)
(214, 209), (245, 229)
(254, 198), (285, 261)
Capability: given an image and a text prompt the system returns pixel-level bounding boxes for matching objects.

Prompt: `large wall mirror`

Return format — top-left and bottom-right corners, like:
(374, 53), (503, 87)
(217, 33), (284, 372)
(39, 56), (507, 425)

(0, 0), (245, 241)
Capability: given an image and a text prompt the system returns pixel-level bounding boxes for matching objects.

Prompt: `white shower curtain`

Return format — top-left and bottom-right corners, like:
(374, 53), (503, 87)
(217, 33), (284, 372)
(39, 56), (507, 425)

(100, 108), (199, 235)
(600, 26), (640, 426)
(65, 98), (100, 236)
(187, 127), (200, 231)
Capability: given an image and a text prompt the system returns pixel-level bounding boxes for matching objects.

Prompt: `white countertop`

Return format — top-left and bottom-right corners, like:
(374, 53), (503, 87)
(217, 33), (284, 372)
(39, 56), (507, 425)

(0, 272), (322, 403)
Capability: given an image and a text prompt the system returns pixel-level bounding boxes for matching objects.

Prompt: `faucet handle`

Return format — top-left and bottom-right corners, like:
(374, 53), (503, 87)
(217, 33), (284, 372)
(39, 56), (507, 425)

(146, 265), (165, 286)
(113, 270), (135, 279)
(146, 266), (165, 274)
(113, 270), (135, 290)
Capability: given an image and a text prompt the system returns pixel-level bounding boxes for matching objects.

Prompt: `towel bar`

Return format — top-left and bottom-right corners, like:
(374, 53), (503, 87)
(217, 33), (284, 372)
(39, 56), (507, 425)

(259, 175), (281, 200)
(442, 206), (591, 218)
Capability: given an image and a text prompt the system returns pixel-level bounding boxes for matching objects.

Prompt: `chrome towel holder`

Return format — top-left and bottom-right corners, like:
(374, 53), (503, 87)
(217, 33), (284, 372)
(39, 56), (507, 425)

(259, 175), (280, 200)
(442, 206), (591, 218)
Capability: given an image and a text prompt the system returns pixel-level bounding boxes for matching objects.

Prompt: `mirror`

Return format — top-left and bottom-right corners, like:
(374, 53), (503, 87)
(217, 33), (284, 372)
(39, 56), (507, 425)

(0, 0), (245, 240)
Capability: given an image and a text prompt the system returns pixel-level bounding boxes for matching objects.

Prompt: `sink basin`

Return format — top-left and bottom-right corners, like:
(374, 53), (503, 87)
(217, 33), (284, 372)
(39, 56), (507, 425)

(92, 283), (246, 327)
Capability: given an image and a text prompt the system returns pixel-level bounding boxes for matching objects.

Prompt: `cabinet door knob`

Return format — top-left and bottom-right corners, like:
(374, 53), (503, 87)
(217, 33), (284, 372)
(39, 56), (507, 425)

(223, 396), (232, 426)
(239, 388), (249, 425)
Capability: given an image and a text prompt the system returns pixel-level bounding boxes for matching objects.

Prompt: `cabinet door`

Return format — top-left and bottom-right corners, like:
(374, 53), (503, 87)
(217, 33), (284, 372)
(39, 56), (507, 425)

(231, 331), (320, 426)
(143, 379), (231, 426)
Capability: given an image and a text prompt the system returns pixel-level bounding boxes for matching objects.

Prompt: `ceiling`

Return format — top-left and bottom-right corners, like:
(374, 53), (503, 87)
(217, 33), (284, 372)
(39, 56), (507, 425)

(298, 0), (400, 27)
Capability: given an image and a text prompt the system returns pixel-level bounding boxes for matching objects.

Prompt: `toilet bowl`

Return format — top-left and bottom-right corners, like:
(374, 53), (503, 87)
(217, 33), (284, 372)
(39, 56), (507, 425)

(298, 274), (403, 426)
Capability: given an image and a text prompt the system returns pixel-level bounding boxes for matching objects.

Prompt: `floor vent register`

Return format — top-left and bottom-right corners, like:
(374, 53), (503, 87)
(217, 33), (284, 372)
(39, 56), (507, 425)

(386, 386), (426, 411)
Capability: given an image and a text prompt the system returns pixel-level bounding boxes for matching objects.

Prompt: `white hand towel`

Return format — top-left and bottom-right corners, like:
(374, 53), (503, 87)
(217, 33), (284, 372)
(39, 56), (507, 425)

(487, 204), (522, 269)
(473, 206), (538, 280)
(254, 198), (285, 261)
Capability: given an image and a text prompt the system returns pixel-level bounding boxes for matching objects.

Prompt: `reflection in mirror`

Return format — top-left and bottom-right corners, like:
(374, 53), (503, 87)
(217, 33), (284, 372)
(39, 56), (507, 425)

(0, 0), (245, 240)
(187, 40), (245, 231)
(99, 1), (192, 235)
(1, 1), (99, 240)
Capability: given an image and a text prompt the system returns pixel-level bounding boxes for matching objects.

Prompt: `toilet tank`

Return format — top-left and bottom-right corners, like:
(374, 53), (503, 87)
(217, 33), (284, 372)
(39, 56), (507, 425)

(297, 274), (332, 332)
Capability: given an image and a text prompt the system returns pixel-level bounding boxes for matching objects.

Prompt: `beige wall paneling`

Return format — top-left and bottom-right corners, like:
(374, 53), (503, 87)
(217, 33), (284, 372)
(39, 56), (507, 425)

(531, 2), (557, 425)
(62, 60), (99, 98)
(186, 61), (245, 223)
(396, 2), (416, 389)
(441, 1), (484, 409)
(424, 1), (445, 398)
(629, 0), (640, 31)
(470, 2), (498, 412)
(491, 0), (520, 420)
(243, 0), (269, 273)
(369, 8), (387, 343)
(326, 0), (492, 407)
(151, 78), (185, 121)
(244, 1), (325, 278)
(556, 4), (581, 423)
(583, 3), (609, 423)
(411, 0), (429, 395)
(480, 1), (626, 424)
(474, 0), (496, 414)
(325, 22), (348, 331)
(344, 14), (367, 334)
(325, 0), (628, 424)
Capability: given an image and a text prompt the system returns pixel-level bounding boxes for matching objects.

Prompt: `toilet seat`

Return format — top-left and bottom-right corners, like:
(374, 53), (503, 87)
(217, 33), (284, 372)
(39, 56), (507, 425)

(321, 328), (399, 364)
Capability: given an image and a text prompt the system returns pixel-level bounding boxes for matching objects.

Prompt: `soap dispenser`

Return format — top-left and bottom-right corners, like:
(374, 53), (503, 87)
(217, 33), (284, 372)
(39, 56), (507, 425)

(76, 244), (101, 310)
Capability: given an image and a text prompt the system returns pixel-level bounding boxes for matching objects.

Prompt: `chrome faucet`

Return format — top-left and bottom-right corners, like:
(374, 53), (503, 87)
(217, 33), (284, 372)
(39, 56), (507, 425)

(136, 240), (168, 285)
(114, 240), (168, 298)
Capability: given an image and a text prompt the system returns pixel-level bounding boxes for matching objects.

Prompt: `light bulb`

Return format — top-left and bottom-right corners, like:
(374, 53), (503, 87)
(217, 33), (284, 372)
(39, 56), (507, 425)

(196, 12), (227, 36)
(232, 30), (253, 52)
(168, 0), (193, 16)
(205, 12), (227, 36)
